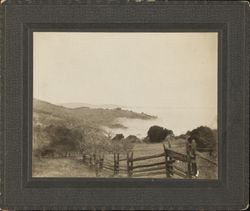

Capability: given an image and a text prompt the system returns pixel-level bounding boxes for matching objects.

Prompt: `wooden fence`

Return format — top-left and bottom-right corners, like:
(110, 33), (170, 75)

(82, 142), (198, 178)
(127, 151), (167, 178)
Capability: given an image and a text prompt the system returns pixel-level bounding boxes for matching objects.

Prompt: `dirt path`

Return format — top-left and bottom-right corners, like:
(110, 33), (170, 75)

(32, 157), (96, 177)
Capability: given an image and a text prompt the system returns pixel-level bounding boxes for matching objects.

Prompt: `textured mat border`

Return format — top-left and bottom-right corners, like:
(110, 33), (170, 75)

(0, 0), (249, 210)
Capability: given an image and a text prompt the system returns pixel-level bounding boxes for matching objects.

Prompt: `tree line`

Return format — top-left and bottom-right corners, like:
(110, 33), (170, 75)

(33, 123), (216, 158)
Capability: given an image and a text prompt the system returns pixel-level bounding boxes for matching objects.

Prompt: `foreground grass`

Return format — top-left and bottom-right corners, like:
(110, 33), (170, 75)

(32, 140), (217, 179)
(32, 156), (96, 177)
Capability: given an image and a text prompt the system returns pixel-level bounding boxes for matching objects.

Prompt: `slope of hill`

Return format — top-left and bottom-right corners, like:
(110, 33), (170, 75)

(33, 99), (156, 155)
(60, 102), (124, 109)
(33, 99), (156, 129)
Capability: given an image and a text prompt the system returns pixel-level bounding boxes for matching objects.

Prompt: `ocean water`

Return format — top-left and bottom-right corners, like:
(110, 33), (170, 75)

(103, 107), (217, 138)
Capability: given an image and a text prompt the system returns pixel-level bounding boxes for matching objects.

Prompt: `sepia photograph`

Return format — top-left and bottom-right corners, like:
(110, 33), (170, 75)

(32, 32), (218, 179)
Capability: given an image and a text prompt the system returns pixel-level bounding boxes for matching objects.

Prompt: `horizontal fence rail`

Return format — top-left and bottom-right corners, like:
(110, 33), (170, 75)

(81, 141), (198, 178)
(132, 161), (166, 169)
(166, 149), (188, 162)
(196, 152), (217, 165)
(133, 170), (167, 178)
(133, 166), (166, 174)
(132, 153), (165, 162)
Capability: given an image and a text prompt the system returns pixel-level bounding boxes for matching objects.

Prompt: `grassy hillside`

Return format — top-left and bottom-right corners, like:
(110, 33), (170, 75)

(33, 99), (156, 154)
(33, 99), (217, 179)
(34, 99), (155, 129)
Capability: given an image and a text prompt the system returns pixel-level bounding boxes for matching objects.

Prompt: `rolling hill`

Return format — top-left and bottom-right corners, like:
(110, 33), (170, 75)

(33, 99), (155, 129)
(60, 102), (124, 109)
(33, 99), (156, 151)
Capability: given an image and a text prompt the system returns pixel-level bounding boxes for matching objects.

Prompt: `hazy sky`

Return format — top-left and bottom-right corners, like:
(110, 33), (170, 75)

(33, 32), (217, 109)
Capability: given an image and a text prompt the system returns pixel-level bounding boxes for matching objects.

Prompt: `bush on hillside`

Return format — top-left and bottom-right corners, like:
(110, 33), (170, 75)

(189, 126), (216, 153)
(125, 135), (142, 143)
(36, 125), (84, 157)
(147, 125), (173, 143)
(112, 133), (124, 141)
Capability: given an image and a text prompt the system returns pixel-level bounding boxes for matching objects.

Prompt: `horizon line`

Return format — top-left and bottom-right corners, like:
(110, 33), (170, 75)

(33, 98), (217, 110)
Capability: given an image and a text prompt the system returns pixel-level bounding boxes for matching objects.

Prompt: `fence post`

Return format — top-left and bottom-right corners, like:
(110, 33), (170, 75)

(163, 144), (171, 178)
(82, 152), (86, 163)
(127, 152), (130, 177)
(186, 141), (192, 178)
(89, 154), (92, 168)
(95, 154), (99, 177)
(94, 153), (96, 169)
(187, 155), (192, 178)
(117, 153), (120, 175)
(127, 152), (133, 177)
(113, 153), (116, 175)
(114, 153), (118, 175)
(99, 153), (104, 171)
(93, 153), (96, 164)
(130, 152), (133, 177)
(190, 140), (197, 177)
(90, 153), (95, 169)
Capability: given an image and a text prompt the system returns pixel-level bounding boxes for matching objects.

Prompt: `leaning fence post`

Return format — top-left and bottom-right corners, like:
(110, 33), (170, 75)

(163, 144), (171, 178)
(186, 141), (192, 178)
(190, 140), (197, 177)
(187, 155), (192, 178)
(191, 155), (197, 177)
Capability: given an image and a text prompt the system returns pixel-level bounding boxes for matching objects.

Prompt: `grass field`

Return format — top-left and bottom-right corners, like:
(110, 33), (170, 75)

(32, 139), (217, 179)
(32, 156), (96, 177)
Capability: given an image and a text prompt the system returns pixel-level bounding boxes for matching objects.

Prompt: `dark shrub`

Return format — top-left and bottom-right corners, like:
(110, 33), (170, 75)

(125, 135), (141, 143)
(40, 147), (55, 157)
(189, 126), (216, 153)
(147, 125), (173, 143)
(112, 134), (124, 141)
(39, 125), (83, 157)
